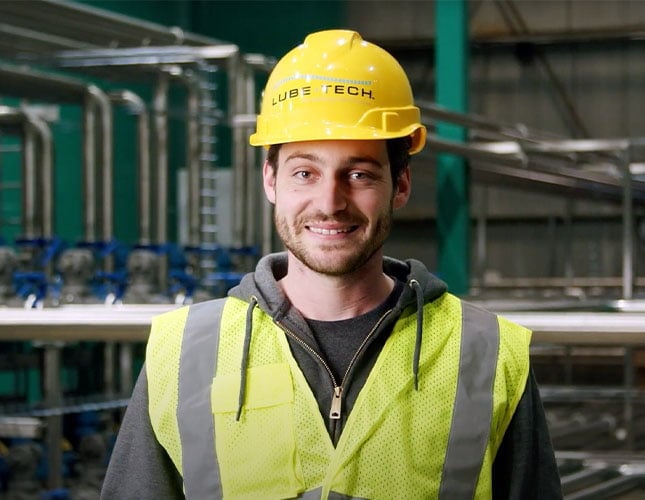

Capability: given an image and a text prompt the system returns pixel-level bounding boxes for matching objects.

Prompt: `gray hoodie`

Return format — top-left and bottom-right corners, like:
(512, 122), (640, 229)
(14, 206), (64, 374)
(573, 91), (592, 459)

(101, 253), (562, 499)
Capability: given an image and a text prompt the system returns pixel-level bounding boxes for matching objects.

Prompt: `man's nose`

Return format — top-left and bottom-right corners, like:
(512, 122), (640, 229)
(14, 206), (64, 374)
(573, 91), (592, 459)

(315, 177), (348, 214)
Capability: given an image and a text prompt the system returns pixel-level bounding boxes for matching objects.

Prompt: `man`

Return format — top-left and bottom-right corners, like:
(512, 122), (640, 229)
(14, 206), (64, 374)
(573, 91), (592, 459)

(101, 30), (562, 499)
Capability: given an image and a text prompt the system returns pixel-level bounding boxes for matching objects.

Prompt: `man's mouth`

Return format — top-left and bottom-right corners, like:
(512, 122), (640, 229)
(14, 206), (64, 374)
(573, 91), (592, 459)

(306, 225), (358, 235)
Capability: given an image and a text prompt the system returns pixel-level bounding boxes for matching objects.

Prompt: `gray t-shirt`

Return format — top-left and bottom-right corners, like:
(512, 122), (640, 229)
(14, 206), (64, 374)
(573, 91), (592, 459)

(306, 280), (404, 382)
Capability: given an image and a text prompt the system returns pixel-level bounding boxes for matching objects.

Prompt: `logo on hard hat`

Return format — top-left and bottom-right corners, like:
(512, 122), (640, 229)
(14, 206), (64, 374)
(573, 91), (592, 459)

(271, 73), (375, 106)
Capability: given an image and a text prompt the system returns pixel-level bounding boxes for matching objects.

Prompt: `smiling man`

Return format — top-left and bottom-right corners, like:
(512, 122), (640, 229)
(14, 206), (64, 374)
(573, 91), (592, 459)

(101, 30), (562, 499)
(267, 139), (410, 319)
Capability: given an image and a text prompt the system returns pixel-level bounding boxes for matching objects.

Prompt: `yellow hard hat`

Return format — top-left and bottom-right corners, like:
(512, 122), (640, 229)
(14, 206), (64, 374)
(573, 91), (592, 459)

(249, 29), (426, 154)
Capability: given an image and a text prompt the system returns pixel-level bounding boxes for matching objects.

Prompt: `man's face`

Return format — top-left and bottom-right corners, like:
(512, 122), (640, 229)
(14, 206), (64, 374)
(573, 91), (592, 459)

(263, 139), (411, 276)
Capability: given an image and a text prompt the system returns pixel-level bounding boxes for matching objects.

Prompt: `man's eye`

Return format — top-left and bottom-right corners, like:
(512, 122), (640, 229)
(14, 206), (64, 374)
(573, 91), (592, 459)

(350, 171), (369, 180)
(295, 171), (311, 179)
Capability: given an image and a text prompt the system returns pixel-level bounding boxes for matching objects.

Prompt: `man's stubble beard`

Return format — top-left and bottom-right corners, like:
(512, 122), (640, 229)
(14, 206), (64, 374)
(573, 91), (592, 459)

(274, 206), (393, 277)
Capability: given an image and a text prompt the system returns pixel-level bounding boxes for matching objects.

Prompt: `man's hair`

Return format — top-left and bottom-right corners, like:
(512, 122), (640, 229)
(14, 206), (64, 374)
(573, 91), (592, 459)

(266, 136), (412, 185)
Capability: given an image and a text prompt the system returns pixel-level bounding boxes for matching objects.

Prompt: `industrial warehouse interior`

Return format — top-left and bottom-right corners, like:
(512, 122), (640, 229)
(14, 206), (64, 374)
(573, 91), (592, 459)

(0, 0), (644, 498)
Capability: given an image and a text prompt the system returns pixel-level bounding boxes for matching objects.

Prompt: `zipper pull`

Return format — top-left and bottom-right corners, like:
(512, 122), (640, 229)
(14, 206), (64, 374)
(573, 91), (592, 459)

(329, 386), (343, 420)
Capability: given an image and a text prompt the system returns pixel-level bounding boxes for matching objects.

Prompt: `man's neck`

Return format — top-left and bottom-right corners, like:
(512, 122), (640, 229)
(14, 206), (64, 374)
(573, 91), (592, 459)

(279, 253), (394, 321)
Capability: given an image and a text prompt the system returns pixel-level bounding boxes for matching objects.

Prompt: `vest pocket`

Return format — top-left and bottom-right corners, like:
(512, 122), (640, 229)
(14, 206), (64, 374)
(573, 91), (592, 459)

(211, 363), (305, 499)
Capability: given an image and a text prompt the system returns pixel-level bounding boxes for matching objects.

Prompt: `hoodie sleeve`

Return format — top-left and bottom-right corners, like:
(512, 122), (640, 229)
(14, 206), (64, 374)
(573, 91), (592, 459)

(100, 368), (184, 499)
(492, 369), (562, 499)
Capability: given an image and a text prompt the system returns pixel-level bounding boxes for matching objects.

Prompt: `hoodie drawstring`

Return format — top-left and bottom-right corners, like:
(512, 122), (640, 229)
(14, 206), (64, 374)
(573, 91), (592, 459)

(236, 296), (258, 421)
(409, 279), (424, 391)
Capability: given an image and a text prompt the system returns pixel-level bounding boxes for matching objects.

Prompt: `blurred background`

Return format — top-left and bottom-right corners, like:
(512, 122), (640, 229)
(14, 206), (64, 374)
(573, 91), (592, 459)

(0, 1), (644, 498)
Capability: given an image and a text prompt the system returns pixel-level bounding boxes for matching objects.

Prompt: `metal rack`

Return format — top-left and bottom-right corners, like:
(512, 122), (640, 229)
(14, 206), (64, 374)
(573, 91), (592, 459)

(418, 101), (645, 301)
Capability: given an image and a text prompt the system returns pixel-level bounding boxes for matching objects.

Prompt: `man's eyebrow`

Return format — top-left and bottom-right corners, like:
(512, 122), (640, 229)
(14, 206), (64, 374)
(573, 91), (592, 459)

(284, 152), (321, 164)
(282, 152), (385, 169)
(343, 155), (385, 169)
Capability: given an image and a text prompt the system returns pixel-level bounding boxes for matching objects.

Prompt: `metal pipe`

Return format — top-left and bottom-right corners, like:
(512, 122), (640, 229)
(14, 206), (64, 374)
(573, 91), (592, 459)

(0, 106), (36, 238)
(423, 136), (645, 204)
(243, 53), (276, 256)
(0, 64), (89, 102)
(27, 112), (54, 239)
(119, 343), (134, 396)
(565, 475), (644, 500)
(82, 95), (97, 242)
(230, 53), (245, 249)
(0, 65), (110, 244)
(52, 48), (304, 264)
(57, 44), (240, 68)
(57, 48), (242, 259)
(43, 342), (63, 490)
(187, 79), (201, 248)
(153, 74), (169, 246)
(170, 71), (201, 248)
(620, 148), (634, 300)
(418, 99), (550, 142)
(230, 54), (276, 254)
(549, 413), (616, 442)
(262, 204), (274, 254)
(137, 98), (152, 246)
(108, 90), (151, 245)
(475, 187), (488, 284)
(236, 60), (256, 250)
(104, 341), (115, 398)
(0, 0), (224, 50)
(153, 72), (169, 290)
(418, 102), (644, 208)
(623, 347), (635, 450)
(561, 467), (614, 494)
(563, 198), (574, 280)
(55, 46), (266, 268)
(22, 123), (37, 239)
(87, 86), (113, 263)
(472, 276), (645, 289)
(243, 61), (257, 249)
(243, 53), (277, 73)
(0, 106), (53, 240)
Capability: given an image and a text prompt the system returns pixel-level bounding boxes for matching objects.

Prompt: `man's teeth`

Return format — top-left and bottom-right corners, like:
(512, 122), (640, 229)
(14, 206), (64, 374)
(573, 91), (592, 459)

(309, 227), (351, 235)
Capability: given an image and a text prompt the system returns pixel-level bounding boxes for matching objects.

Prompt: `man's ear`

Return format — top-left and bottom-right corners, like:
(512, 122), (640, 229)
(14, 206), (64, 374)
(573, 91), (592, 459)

(262, 160), (276, 204)
(392, 166), (411, 210)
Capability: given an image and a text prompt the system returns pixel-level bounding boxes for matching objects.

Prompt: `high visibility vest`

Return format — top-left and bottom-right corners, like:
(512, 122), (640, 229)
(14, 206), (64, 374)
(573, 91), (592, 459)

(146, 292), (531, 499)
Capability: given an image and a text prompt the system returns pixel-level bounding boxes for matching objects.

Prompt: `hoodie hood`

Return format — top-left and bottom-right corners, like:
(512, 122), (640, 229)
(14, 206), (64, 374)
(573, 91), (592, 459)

(228, 252), (448, 319)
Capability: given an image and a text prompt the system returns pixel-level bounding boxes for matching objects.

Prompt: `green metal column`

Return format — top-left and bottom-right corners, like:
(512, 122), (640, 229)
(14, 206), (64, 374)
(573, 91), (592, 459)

(435, 0), (470, 294)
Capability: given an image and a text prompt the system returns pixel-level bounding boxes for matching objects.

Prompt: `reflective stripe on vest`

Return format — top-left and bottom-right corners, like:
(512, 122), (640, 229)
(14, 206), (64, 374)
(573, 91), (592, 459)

(439, 301), (499, 498)
(177, 299), (226, 499)
(160, 294), (528, 499)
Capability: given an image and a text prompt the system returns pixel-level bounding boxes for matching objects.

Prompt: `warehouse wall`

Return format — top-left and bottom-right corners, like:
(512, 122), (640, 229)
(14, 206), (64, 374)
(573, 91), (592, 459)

(348, 0), (645, 292)
(84, 0), (345, 57)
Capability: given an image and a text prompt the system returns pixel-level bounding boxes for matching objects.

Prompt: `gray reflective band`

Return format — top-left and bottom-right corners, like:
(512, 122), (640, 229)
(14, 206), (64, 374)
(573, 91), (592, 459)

(298, 488), (323, 498)
(177, 299), (226, 499)
(439, 302), (499, 499)
(328, 491), (369, 500)
(297, 488), (367, 499)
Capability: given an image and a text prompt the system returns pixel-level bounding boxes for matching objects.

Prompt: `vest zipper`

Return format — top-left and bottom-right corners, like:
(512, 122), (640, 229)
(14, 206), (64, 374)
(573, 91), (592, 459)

(338, 308), (393, 389)
(277, 321), (340, 395)
(330, 386), (342, 419)
(277, 308), (393, 427)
